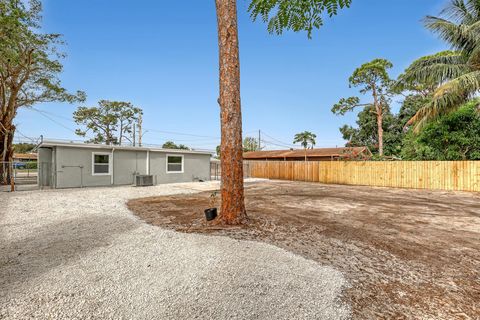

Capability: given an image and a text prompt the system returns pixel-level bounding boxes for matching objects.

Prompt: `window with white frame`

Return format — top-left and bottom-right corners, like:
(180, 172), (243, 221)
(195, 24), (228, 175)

(92, 153), (111, 175)
(166, 155), (183, 173)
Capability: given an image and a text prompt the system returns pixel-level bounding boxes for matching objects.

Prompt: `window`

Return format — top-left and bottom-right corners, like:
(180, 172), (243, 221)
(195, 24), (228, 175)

(92, 153), (111, 175)
(166, 155), (184, 173)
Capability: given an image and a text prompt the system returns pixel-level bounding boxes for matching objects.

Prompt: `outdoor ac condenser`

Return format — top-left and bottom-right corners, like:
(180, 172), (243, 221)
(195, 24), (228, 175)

(135, 175), (154, 187)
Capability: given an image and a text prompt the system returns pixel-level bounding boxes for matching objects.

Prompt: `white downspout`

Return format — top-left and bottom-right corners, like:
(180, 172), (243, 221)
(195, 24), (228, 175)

(111, 148), (115, 185)
(146, 150), (150, 175)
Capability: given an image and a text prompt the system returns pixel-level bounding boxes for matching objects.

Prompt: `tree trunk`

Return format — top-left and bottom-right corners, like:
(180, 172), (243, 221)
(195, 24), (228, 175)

(377, 111), (384, 156)
(0, 120), (15, 185)
(215, 0), (247, 225)
(372, 84), (384, 157)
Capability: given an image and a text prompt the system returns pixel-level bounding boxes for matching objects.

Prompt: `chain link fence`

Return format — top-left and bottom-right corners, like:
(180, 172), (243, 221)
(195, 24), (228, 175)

(1, 161), (38, 192)
(210, 161), (251, 181)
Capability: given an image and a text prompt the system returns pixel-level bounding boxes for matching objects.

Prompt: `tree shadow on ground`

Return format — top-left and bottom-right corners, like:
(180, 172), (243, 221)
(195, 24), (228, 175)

(0, 215), (138, 297)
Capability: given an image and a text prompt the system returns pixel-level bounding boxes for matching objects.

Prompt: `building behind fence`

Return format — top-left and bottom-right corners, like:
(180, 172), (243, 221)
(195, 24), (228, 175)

(245, 160), (480, 192)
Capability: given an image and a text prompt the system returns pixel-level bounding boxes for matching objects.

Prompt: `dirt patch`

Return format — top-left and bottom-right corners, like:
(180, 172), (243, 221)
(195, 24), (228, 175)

(128, 180), (480, 319)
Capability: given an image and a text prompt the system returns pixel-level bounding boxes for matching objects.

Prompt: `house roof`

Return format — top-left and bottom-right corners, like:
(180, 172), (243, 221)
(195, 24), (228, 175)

(39, 141), (213, 156)
(13, 153), (38, 160)
(243, 147), (371, 160)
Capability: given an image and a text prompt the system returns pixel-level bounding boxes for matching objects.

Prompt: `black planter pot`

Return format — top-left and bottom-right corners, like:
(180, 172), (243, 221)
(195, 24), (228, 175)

(204, 208), (218, 221)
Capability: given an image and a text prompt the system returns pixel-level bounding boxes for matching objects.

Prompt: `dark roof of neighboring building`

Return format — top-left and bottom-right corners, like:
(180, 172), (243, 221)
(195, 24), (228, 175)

(243, 147), (371, 160)
(13, 153), (38, 160)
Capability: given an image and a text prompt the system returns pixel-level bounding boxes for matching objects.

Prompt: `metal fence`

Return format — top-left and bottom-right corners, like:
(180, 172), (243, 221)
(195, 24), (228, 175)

(1, 161), (38, 192)
(210, 161), (251, 181)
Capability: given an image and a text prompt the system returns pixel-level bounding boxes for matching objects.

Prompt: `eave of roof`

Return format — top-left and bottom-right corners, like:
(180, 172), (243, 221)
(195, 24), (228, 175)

(13, 153), (38, 159)
(39, 141), (213, 155)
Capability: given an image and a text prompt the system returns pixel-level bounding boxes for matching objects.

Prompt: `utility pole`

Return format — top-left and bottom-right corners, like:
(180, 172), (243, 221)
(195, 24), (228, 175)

(258, 129), (261, 151)
(133, 123), (136, 147)
(138, 114), (143, 147)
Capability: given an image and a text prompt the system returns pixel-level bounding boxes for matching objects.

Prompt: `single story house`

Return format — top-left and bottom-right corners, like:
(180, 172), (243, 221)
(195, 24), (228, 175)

(13, 153), (37, 162)
(243, 147), (372, 161)
(38, 141), (212, 189)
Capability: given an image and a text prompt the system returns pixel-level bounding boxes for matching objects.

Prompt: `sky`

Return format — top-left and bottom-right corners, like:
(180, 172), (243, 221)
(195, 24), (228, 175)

(15, 0), (449, 151)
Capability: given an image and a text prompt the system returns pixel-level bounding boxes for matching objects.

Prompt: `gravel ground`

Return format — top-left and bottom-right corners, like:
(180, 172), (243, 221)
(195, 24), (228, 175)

(0, 180), (350, 320)
(129, 181), (480, 319)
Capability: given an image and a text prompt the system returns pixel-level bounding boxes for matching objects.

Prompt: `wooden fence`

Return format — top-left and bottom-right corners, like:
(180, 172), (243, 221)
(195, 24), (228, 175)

(244, 160), (480, 192)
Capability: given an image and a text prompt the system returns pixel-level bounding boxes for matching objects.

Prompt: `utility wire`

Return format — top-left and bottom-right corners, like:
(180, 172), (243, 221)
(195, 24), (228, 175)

(144, 128), (219, 139)
(30, 107), (75, 122)
(261, 131), (296, 148)
(29, 108), (95, 140)
(261, 139), (295, 149)
(15, 129), (37, 143)
(29, 108), (77, 133)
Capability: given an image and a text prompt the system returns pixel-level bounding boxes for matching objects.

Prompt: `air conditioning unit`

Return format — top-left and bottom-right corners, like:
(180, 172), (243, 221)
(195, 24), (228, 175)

(136, 175), (154, 187)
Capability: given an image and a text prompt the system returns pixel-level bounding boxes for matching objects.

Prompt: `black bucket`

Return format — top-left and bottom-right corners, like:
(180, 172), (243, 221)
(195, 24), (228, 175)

(204, 208), (218, 221)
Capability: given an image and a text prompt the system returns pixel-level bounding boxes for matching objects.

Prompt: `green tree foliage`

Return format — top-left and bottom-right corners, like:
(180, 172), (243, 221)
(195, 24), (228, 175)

(293, 131), (317, 149)
(341, 94), (428, 158)
(243, 136), (259, 152)
(340, 105), (396, 155)
(0, 0), (84, 183)
(399, 0), (480, 129)
(332, 59), (394, 156)
(401, 100), (480, 160)
(73, 100), (142, 145)
(386, 95), (426, 156)
(248, 0), (352, 38)
(13, 142), (35, 153)
(162, 141), (190, 150)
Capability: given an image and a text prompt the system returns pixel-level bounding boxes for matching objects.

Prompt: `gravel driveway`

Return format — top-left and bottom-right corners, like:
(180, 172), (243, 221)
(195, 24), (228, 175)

(0, 181), (350, 320)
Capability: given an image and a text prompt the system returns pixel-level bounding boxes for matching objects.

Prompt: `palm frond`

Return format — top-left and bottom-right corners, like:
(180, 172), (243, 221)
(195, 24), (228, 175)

(405, 0), (480, 128)
(441, 0), (475, 23)
(402, 51), (469, 85)
(408, 70), (480, 130)
(465, 0), (480, 21)
(424, 16), (480, 52)
(434, 70), (480, 98)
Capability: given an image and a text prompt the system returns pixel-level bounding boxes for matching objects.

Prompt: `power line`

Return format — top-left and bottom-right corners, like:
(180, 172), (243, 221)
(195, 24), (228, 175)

(144, 128), (220, 139)
(143, 135), (220, 143)
(23, 109), (345, 149)
(29, 108), (77, 134)
(15, 129), (37, 143)
(29, 108), (95, 140)
(261, 131), (296, 148)
(261, 139), (294, 149)
(30, 107), (75, 122)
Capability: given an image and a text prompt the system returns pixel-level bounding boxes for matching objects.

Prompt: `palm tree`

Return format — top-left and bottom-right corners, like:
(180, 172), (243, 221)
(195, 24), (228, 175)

(293, 131), (317, 161)
(400, 0), (480, 129)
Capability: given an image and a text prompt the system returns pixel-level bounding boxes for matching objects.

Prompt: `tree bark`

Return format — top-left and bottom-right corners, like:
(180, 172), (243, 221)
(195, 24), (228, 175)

(377, 111), (384, 156)
(215, 0), (247, 224)
(372, 84), (384, 156)
(0, 120), (15, 185)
